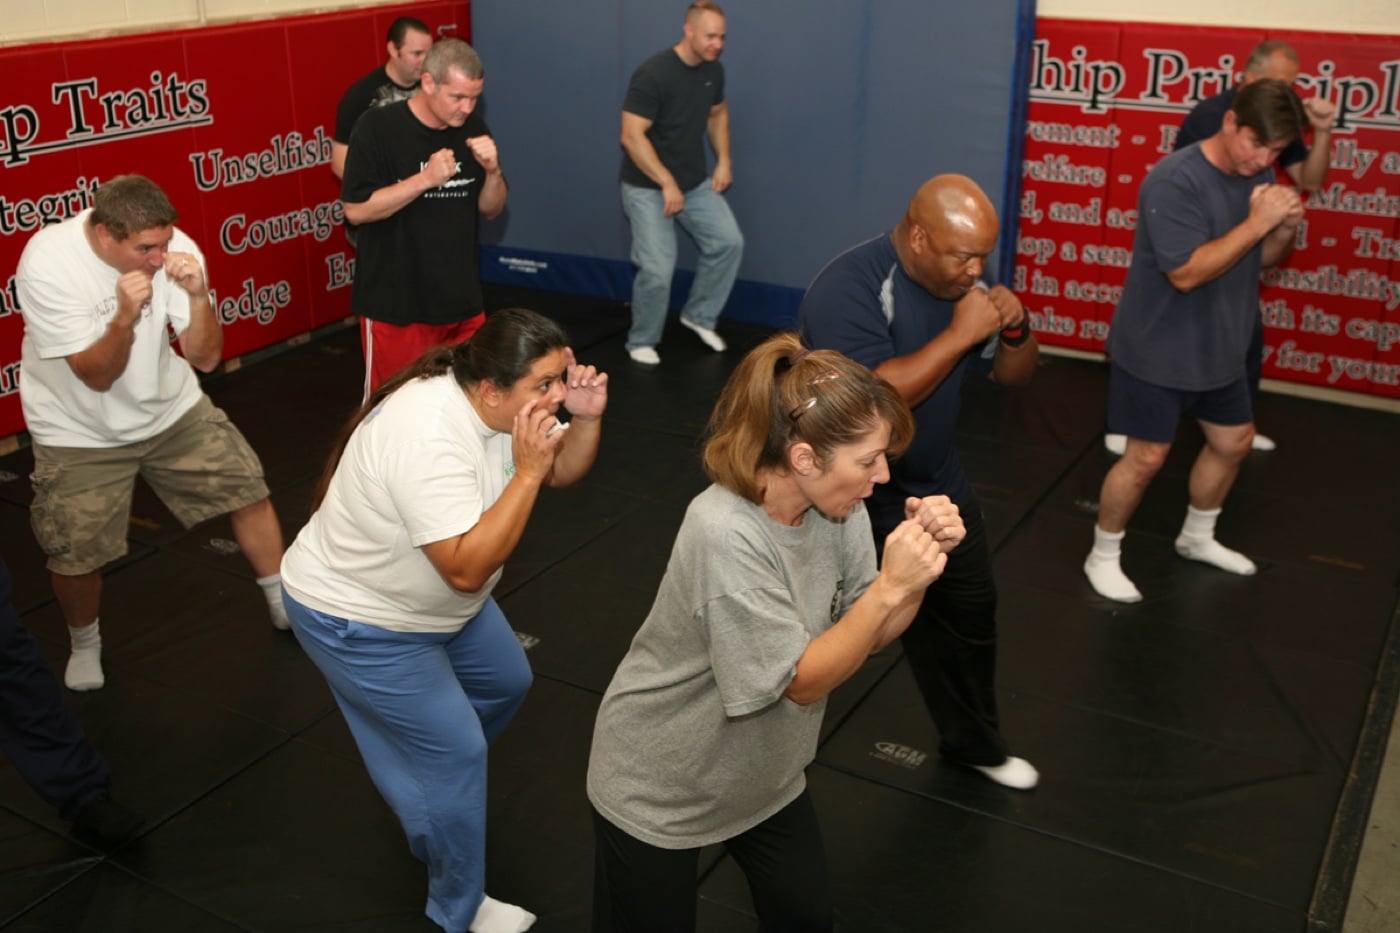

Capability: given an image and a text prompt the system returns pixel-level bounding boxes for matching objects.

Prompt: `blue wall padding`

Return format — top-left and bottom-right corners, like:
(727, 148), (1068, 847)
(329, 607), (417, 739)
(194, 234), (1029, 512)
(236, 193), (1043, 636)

(474, 0), (1028, 328)
(998, 0), (1039, 288)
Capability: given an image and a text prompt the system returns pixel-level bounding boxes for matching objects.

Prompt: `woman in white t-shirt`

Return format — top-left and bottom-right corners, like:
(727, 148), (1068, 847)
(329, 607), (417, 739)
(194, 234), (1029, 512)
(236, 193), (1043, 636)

(281, 308), (606, 933)
(587, 332), (963, 932)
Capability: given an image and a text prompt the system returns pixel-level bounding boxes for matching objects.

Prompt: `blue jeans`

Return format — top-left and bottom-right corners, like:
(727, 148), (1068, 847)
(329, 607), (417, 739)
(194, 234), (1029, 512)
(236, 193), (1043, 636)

(621, 180), (744, 350)
(284, 592), (532, 933)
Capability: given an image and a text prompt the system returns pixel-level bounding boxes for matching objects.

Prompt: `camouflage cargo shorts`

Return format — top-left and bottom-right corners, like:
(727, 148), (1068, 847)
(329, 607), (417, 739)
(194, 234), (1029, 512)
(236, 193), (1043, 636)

(29, 395), (270, 575)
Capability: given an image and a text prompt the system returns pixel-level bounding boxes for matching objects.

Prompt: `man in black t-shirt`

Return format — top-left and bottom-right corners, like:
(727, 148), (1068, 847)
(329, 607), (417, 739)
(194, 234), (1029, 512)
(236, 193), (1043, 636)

(331, 16), (433, 180)
(342, 38), (508, 396)
(1175, 40), (1334, 193)
(619, 1), (743, 366)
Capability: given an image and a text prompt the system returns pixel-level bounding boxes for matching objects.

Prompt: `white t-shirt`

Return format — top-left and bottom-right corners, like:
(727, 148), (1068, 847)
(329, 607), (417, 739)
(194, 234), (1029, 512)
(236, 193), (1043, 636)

(281, 373), (513, 633)
(16, 209), (204, 448)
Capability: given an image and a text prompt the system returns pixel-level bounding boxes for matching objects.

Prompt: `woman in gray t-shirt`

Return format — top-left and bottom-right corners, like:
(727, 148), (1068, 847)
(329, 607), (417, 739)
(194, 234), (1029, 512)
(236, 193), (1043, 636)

(588, 331), (965, 932)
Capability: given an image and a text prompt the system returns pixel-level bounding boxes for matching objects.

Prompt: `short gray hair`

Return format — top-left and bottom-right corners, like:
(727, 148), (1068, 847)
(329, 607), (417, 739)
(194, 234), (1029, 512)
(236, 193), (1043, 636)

(424, 38), (483, 83)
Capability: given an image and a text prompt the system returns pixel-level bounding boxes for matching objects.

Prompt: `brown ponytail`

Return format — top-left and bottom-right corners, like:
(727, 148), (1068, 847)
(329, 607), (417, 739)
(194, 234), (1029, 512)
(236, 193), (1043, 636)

(702, 331), (913, 503)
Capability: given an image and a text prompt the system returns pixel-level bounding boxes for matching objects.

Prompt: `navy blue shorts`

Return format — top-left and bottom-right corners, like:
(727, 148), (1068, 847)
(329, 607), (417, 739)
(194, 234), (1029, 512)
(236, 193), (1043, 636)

(1107, 365), (1253, 443)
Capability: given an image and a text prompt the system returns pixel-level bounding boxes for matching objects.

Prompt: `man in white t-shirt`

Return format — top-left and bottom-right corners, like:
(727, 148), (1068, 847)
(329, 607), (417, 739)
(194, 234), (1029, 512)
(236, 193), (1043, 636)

(16, 175), (290, 692)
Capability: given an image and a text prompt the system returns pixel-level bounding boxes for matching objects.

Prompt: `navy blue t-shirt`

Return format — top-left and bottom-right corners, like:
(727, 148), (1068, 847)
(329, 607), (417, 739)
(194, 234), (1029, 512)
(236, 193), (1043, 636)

(798, 234), (995, 508)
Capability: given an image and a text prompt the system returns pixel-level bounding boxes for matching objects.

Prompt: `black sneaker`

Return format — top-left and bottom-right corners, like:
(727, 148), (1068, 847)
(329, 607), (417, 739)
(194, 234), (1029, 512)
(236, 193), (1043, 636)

(72, 795), (144, 847)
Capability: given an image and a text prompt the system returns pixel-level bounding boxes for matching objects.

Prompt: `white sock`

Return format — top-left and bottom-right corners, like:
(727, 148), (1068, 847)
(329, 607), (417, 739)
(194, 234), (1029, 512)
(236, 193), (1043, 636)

(1178, 504), (1221, 540)
(257, 574), (291, 631)
(470, 895), (536, 933)
(67, 620), (105, 691)
(1084, 527), (1142, 602)
(1175, 506), (1255, 575)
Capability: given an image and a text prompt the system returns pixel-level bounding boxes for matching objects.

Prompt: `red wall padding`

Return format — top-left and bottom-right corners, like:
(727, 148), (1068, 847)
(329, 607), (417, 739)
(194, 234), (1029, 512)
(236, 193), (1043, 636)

(1016, 20), (1400, 398)
(0, 2), (470, 438)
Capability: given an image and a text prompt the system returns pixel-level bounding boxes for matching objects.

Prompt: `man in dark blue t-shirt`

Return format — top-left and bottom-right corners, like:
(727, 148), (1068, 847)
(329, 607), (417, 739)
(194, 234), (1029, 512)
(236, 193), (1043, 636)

(619, 1), (743, 366)
(1084, 81), (1305, 603)
(801, 174), (1040, 790)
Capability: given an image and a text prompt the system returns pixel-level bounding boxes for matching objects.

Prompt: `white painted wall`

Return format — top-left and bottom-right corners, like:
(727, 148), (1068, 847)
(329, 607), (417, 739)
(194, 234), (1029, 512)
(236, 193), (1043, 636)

(0, 0), (396, 45)
(1038, 0), (1397, 35)
(8, 0), (1394, 47)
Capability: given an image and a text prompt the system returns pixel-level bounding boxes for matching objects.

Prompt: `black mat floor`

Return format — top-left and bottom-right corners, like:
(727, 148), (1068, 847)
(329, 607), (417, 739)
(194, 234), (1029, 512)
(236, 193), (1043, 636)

(1, 285), (1396, 932)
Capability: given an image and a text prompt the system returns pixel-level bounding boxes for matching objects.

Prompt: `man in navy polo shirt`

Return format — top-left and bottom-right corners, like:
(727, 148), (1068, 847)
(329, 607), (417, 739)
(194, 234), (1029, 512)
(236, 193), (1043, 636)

(800, 174), (1040, 790)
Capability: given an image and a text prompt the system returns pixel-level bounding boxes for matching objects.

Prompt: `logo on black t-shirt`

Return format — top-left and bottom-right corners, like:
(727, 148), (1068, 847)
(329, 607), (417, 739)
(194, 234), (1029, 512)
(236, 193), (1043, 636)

(418, 159), (477, 198)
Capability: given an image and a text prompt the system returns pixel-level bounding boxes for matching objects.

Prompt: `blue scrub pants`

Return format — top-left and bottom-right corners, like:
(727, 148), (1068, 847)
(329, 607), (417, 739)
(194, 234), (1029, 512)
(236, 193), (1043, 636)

(284, 591), (532, 933)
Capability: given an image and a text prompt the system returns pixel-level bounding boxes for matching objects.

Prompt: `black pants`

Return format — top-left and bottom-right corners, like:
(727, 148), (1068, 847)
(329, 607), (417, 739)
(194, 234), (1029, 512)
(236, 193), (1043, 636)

(869, 492), (1008, 766)
(0, 556), (110, 820)
(592, 789), (833, 933)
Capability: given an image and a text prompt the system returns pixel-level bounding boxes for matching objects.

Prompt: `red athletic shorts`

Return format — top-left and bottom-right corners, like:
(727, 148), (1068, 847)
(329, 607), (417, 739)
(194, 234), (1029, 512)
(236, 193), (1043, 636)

(360, 313), (486, 399)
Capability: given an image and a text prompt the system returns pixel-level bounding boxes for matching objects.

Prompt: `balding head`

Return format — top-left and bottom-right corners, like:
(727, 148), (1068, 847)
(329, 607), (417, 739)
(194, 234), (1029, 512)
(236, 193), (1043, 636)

(1242, 39), (1299, 84)
(907, 174), (996, 236)
(895, 174), (1000, 300)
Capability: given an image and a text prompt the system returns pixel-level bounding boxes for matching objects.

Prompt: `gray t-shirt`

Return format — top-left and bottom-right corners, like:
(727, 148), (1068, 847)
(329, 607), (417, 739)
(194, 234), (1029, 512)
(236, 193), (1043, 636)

(587, 484), (876, 849)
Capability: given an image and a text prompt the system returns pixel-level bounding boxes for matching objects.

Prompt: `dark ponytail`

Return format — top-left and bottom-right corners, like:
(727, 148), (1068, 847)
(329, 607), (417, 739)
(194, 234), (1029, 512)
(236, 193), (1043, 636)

(311, 308), (569, 511)
(311, 345), (458, 510)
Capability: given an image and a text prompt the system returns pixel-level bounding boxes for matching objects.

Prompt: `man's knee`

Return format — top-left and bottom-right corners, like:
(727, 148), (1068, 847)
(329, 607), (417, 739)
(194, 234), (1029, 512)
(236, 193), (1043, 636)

(712, 225), (743, 257)
(692, 212), (743, 260)
(1204, 423), (1254, 460)
(1121, 439), (1170, 478)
